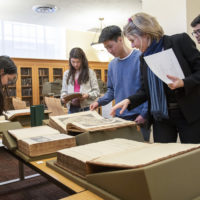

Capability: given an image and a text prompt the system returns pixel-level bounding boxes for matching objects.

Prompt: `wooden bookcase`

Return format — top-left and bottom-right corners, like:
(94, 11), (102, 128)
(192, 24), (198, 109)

(10, 58), (108, 106)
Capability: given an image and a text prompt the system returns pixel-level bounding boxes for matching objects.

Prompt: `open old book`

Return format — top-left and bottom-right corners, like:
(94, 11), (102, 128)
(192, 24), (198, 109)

(49, 110), (136, 133)
(62, 93), (82, 103)
(55, 139), (200, 178)
(8, 125), (76, 157)
(3, 108), (31, 120)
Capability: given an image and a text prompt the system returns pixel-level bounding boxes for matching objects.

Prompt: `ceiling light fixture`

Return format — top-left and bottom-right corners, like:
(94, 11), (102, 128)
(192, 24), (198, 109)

(32, 4), (57, 14)
(91, 18), (105, 51)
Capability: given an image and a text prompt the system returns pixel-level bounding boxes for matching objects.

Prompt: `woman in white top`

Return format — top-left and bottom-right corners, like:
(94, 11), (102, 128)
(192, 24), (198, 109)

(61, 47), (100, 113)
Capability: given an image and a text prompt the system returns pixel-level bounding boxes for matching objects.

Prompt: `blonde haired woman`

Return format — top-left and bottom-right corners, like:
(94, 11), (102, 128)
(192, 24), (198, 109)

(111, 12), (200, 143)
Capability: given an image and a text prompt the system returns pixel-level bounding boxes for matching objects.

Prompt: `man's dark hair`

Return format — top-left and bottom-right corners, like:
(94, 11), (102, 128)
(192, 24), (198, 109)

(191, 14), (200, 27)
(98, 25), (122, 43)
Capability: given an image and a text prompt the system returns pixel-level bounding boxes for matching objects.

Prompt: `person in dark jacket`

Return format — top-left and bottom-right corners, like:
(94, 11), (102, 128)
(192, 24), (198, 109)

(110, 12), (200, 144)
(191, 14), (200, 44)
(0, 56), (17, 115)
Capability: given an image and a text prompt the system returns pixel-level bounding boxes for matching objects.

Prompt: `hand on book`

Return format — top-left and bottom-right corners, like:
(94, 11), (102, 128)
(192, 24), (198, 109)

(90, 101), (99, 110)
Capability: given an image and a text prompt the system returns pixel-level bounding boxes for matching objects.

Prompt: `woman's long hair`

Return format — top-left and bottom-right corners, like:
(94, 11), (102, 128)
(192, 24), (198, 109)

(67, 48), (89, 85)
(0, 56), (17, 114)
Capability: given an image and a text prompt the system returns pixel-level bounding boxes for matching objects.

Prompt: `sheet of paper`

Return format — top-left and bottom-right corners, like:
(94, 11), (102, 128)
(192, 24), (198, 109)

(144, 48), (185, 84)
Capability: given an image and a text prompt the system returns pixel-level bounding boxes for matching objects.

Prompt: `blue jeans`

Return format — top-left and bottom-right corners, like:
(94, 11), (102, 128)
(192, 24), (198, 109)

(68, 105), (89, 114)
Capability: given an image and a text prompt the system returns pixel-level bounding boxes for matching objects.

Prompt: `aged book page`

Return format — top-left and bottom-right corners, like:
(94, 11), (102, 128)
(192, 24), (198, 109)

(44, 97), (66, 116)
(62, 93), (82, 103)
(8, 125), (60, 140)
(0, 115), (6, 120)
(3, 108), (30, 120)
(88, 142), (200, 169)
(50, 110), (135, 133)
(8, 125), (76, 157)
(12, 97), (27, 110)
(18, 134), (76, 157)
(56, 139), (200, 177)
(56, 138), (146, 178)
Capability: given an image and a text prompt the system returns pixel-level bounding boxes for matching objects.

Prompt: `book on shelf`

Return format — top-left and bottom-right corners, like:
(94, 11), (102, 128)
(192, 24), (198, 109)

(55, 139), (200, 178)
(8, 125), (76, 157)
(49, 110), (136, 134)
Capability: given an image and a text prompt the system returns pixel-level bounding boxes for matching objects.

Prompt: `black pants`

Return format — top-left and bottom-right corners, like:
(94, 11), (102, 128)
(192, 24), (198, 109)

(153, 108), (200, 143)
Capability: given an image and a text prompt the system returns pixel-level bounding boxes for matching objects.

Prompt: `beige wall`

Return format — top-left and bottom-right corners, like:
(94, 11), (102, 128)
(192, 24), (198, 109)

(187, 0), (200, 50)
(66, 29), (99, 61)
(142, 0), (187, 35)
(66, 29), (113, 62)
(66, 0), (200, 61)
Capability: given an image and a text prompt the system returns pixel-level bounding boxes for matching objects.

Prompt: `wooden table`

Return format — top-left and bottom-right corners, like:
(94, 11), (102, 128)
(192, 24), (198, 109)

(2, 148), (103, 200)
(30, 158), (84, 193)
(60, 190), (103, 200)
(30, 158), (104, 200)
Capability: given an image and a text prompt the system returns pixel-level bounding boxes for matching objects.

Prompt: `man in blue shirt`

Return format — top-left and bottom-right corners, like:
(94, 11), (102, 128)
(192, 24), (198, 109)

(90, 25), (150, 141)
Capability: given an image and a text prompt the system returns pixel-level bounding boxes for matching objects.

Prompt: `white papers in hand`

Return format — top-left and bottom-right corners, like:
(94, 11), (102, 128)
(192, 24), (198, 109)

(144, 48), (185, 84)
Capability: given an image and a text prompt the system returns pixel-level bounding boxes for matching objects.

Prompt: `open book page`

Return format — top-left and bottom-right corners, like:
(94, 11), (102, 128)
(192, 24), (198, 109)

(88, 142), (200, 169)
(0, 115), (6, 120)
(62, 93), (82, 103)
(50, 111), (135, 133)
(144, 48), (185, 84)
(3, 108), (30, 120)
(67, 116), (135, 132)
(56, 138), (145, 177)
(8, 125), (60, 140)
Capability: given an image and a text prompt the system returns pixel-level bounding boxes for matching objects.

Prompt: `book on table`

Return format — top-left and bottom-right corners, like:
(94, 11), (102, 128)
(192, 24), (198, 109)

(55, 138), (200, 178)
(3, 108), (30, 120)
(49, 110), (136, 134)
(8, 125), (76, 157)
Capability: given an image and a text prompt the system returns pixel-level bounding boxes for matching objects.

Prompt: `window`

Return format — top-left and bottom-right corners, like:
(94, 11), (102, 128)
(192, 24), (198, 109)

(0, 20), (66, 59)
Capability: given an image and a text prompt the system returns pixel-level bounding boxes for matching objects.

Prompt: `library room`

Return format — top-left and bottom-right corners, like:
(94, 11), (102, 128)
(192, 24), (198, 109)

(0, 0), (200, 200)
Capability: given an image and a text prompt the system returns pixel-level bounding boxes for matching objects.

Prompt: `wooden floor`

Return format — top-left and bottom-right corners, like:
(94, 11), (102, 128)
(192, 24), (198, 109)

(0, 147), (69, 200)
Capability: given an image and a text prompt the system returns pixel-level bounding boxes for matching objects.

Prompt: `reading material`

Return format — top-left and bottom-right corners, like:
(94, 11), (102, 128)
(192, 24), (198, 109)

(8, 126), (76, 157)
(62, 93), (82, 103)
(144, 48), (185, 84)
(3, 108), (30, 120)
(56, 139), (200, 178)
(49, 110), (135, 133)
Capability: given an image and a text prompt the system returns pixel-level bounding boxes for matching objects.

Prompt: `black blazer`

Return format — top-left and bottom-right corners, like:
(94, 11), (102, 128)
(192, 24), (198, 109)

(128, 33), (200, 124)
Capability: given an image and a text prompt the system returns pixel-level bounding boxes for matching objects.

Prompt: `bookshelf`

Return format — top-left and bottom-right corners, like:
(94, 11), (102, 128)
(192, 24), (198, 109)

(21, 67), (32, 106)
(11, 58), (108, 106)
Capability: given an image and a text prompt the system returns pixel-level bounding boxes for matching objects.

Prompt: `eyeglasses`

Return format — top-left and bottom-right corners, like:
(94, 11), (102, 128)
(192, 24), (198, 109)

(192, 29), (200, 36)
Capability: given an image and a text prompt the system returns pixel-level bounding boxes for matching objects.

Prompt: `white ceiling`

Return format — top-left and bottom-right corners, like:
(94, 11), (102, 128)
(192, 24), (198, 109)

(0, 0), (142, 31)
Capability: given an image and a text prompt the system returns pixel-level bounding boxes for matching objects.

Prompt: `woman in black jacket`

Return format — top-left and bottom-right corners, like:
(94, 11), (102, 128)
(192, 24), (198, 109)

(111, 12), (200, 143)
(0, 56), (17, 114)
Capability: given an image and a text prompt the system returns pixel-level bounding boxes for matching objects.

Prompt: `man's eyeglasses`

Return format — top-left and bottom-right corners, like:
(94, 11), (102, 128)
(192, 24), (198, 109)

(192, 29), (200, 36)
